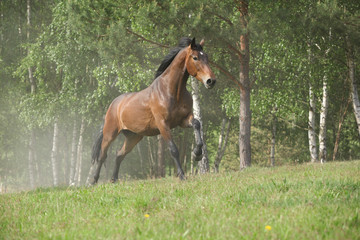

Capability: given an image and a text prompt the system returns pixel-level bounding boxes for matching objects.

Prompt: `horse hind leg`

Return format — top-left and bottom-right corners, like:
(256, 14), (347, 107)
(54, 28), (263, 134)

(91, 128), (118, 185)
(111, 131), (143, 183)
(157, 121), (185, 180)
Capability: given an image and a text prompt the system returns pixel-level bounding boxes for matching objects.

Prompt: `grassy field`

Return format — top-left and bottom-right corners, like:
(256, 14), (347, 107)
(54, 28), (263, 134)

(1, 161), (359, 239)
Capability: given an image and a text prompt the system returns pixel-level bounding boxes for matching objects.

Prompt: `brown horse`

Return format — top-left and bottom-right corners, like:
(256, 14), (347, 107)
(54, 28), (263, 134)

(91, 37), (216, 184)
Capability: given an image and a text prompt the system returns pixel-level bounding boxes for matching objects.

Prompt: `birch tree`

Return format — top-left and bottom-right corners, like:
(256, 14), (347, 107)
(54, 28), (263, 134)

(270, 106), (277, 167)
(69, 119), (78, 186)
(74, 118), (85, 186)
(50, 118), (59, 186)
(308, 41), (318, 163)
(157, 135), (165, 178)
(191, 77), (209, 174)
(214, 118), (231, 173)
(318, 77), (328, 163)
(26, 0), (36, 189)
(318, 27), (332, 164)
(347, 39), (360, 138)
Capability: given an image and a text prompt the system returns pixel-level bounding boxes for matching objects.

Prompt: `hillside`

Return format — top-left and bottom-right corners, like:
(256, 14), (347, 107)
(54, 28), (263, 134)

(1, 161), (359, 239)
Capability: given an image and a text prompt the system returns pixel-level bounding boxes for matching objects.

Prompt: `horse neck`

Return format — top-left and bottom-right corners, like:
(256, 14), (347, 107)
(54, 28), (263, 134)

(160, 49), (189, 102)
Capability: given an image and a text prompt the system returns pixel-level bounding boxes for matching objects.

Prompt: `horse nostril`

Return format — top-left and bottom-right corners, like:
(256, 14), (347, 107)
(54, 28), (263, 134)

(206, 79), (216, 86)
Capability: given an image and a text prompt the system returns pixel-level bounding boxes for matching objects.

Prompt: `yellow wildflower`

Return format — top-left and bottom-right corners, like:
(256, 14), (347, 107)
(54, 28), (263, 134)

(144, 214), (150, 218)
(265, 225), (272, 231)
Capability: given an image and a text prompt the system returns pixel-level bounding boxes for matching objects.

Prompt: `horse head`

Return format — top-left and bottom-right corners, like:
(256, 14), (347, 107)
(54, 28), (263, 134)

(185, 38), (216, 89)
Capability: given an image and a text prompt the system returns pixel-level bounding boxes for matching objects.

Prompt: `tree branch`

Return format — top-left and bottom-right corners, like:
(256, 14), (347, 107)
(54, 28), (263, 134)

(209, 60), (243, 91)
(205, 10), (233, 26)
(125, 28), (169, 48)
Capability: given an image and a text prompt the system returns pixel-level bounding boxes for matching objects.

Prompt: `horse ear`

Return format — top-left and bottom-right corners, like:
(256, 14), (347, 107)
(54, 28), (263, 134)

(200, 39), (205, 47)
(191, 38), (196, 49)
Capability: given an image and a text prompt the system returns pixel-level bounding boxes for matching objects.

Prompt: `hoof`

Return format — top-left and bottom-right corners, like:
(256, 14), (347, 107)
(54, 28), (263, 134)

(193, 147), (202, 157)
(178, 174), (186, 181)
(89, 180), (97, 186)
(110, 178), (118, 183)
(192, 151), (202, 161)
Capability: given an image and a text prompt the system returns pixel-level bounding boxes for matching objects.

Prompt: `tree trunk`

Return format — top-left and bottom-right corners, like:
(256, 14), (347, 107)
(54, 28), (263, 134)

(191, 78), (209, 174)
(307, 38), (318, 163)
(62, 147), (68, 185)
(308, 85), (318, 163)
(86, 164), (96, 186)
(69, 119), (78, 186)
(147, 137), (155, 178)
(50, 118), (59, 186)
(34, 150), (40, 184)
(0, 6), (3, 49)
(318, 28), (332, 164)
(318, 76), (328, 163)
(27, 0), (36, 93)
(26, 0), (36, 189)
(74, 118), (85, 186)
(214, 118), (231, 173)
(333, 97), (350, 161)
(137, 144), (145, 176)
(238, 0), (251, 170)
(157, 135), (165, 178)
(347, 39), (360, 138)
(28, 131), (35, 189)
(190, 143), (194, 175)
(270, 107), (277, 167)
(179, 131), (188, 174)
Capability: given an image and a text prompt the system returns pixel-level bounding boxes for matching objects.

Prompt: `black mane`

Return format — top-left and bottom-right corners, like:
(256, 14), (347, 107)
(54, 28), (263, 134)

(154, 37), (203, 79)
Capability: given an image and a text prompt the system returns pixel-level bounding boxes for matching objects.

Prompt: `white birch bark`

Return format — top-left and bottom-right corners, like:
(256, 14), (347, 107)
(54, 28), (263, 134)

(69, 119), (77, 186)
(318, 28), (331, 164)
(34, 150), (40, 184)
(270, 107), (277, 167)
(308, 39), (318, 163)
(26, 0), (35, 189)
(318, 77), (328, 163)
(191, 77), (209, 174)
(308, 85), (318, 163)
(28, 132), (35, 188)
(86, 164), (96, 186)
(62, 148), (68, 184)
(50, 118), (59, 186)
(26, 0), (36, 94)
(74, 118), (85, 186)
(347, 40), (360, 137)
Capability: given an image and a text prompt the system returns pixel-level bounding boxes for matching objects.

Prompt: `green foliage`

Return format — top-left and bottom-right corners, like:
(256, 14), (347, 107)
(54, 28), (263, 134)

(1, 0), (360, 187)
(1, 161), (359, 239)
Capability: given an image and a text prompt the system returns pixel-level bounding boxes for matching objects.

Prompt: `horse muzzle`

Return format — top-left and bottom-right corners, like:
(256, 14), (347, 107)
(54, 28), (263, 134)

(205, 78), (216, 89)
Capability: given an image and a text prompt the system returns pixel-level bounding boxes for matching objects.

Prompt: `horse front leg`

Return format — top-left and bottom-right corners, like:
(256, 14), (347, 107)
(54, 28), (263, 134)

(181, 115), (203, 161)
(191, 118), (203, 161)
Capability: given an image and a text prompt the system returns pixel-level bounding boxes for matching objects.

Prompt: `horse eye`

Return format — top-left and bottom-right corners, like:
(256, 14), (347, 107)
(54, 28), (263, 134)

(193, 56), (198, 61)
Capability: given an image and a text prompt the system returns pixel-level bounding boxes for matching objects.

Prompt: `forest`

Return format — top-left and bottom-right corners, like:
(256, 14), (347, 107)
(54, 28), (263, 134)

(0, 0), (359, 191)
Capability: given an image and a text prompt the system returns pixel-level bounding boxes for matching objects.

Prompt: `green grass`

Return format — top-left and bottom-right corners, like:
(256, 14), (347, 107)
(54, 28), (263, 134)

(1, 161), (360, 239)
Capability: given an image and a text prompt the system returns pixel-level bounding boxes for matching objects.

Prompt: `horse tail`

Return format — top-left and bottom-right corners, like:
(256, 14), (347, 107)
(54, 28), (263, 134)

(91, 129), (103, 164)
